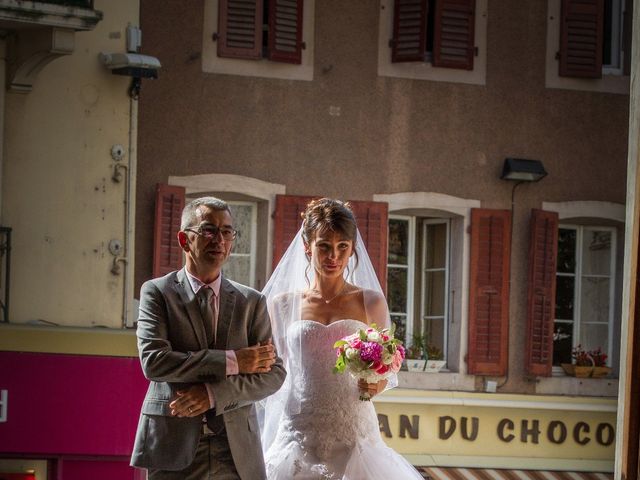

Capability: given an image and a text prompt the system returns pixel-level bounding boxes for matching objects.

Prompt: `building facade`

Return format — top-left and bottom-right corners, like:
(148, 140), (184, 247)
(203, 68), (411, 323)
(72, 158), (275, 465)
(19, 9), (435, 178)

(134, 0), (630, 472)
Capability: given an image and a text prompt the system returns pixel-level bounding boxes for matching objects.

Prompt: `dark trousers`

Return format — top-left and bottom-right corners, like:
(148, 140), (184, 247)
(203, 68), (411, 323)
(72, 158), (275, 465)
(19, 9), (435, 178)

(148, 430), (240, 480)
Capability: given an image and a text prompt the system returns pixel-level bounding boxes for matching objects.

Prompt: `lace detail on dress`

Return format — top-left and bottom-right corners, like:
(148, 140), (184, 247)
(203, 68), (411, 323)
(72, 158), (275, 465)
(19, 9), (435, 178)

(265, 320), (423, 480)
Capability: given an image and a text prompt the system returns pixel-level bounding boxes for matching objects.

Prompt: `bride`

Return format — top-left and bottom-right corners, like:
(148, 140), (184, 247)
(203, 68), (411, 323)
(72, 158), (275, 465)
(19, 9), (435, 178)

(260, 198), (423, 479)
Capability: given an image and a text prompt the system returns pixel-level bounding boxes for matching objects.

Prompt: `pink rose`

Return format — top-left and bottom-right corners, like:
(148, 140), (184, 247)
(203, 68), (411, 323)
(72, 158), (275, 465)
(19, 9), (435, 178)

(376, 364), (390, 375)
(390, 349), (404, 373)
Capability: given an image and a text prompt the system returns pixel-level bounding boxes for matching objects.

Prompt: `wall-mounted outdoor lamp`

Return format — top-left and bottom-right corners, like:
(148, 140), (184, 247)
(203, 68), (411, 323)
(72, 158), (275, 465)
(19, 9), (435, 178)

(500, 158), (547, 182)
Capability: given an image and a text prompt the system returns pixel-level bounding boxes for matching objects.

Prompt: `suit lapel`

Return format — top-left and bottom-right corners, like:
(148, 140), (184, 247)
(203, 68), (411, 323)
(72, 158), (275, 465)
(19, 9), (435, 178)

(216, 277), (236, 349)
(175, 268), (208, 349)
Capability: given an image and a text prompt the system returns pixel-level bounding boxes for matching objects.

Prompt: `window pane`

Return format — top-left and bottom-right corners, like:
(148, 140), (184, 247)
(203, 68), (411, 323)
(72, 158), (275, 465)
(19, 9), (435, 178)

(555, 276), (575, 320)
(391, 314), (407, 345)
(388, 267), (408, 313)
(389, 219), (409, 265)
(426, 223), (447, 269)
(423, 317), (445, 356)
(228, 204), (252, 254)
(603, 0), (613, 65)
(582, 230), (612, 276)
(581, 323), (609, 361)
(424, 271), (445, 317)
(553, 321), (574, 365)
(580, 277), (610, 324)
(224, 256), (251, 285)
(557, 229), (576, 273)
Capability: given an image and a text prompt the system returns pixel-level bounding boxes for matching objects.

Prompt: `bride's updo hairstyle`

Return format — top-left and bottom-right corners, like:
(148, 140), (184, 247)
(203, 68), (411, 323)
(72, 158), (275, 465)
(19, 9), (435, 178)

(301, 198), (359, 275)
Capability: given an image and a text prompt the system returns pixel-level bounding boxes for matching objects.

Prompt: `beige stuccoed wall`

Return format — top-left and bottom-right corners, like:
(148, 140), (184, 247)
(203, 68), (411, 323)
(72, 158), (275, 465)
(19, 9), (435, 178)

(3, 0), (138, 327)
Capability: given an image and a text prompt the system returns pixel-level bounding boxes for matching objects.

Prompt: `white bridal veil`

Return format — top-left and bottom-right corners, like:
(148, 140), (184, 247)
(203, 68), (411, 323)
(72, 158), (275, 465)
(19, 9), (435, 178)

(259, 226), (397, 452)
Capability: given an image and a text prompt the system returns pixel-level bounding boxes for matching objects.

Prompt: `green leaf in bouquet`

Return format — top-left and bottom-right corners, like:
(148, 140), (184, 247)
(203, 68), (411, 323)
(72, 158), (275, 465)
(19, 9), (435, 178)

(390, 323), (397, 336)
(334, 354), (346, 374)
(359, 329), (368, 341)
(333, 339), (348, 349)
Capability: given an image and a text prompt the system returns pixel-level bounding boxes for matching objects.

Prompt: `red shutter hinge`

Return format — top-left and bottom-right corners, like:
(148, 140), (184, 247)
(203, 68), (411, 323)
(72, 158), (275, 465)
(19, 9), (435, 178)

(474, 46), (479, 56)
(301, 41), (307, 50)
(212, 32), (219, 42)
(555, 51), (560, 60)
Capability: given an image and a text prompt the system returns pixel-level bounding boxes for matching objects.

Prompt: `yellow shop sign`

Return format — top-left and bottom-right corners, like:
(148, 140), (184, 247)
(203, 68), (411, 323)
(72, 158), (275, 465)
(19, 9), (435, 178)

(374, 389), (616, 471)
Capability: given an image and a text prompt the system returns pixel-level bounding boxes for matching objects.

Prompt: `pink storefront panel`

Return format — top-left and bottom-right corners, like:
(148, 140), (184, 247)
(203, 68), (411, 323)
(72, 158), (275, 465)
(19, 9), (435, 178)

(58, 458), (146, 480)
(0, 351), (148, 456)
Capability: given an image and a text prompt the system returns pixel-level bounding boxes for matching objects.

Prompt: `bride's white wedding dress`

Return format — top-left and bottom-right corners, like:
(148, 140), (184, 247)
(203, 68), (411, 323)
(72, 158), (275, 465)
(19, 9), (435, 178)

(264, 319), (424, 480)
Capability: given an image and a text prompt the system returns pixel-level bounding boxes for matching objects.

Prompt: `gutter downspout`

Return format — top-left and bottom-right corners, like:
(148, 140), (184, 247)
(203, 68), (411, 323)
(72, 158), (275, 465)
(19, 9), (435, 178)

(121, 88), (138, 328)
(0, 35), (6, 223)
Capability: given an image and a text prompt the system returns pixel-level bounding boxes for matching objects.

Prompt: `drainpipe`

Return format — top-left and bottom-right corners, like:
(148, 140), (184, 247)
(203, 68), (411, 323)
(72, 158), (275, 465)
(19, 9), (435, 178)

(123, 89), (138, 328)
(113, 84), (138, 328)
(0, 35), (6, 222)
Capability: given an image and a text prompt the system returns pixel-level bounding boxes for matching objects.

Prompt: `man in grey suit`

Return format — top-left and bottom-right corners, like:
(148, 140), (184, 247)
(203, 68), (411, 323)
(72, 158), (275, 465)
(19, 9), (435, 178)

(131, 196), (286, 479)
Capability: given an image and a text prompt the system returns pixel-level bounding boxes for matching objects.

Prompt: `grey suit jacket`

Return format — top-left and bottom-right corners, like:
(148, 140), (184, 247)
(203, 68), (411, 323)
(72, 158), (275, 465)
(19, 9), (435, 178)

(130, 269), (286, 479)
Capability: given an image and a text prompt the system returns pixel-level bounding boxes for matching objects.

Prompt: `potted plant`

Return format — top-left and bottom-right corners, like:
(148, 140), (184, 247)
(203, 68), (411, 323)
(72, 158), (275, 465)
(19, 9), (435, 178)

(405, 333), (428, 372)
(561, 345), (610, 378)
(424, 344), (446, 373)
(590, 347), (611, 378)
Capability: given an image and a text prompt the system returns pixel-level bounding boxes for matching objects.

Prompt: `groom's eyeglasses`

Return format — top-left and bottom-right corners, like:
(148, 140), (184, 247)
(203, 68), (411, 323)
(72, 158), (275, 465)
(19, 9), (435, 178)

(185, 224), (238, 241)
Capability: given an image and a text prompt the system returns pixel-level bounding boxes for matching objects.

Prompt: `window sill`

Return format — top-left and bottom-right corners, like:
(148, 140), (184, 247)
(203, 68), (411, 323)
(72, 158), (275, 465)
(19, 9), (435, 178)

(398, 370), (476, 392)
(534, 374), (618, 397)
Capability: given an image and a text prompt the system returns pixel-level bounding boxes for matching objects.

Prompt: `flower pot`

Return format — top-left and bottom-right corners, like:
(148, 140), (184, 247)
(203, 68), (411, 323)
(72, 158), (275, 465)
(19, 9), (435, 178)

(592, 366), (612, 378)
(405, 359), (427, 372)
(425, 360), (446, 373)
(561, 363), (594, 377)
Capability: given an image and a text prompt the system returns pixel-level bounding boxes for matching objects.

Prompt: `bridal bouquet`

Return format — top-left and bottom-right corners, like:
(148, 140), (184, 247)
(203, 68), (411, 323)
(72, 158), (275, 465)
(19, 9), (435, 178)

(333, 324), (405, 401)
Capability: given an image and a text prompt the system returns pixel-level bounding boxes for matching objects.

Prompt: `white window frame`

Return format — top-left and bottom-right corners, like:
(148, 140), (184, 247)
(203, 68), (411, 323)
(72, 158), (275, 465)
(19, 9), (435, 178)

(545, 0), (630, 95)
(202, 0), (315, 81)
(227, 201), (258, 288)
(602, 0), (624, 75)
(421, 219), (450, 360)
(388, 215), (417, 343)
(377, 0), (488, 86)
(554, 224), (617, 372)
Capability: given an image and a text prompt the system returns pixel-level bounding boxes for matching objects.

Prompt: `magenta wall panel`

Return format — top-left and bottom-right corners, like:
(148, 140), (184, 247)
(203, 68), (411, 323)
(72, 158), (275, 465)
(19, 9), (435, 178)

(0, 352), (148, 456)
(58, 459), (144, 480)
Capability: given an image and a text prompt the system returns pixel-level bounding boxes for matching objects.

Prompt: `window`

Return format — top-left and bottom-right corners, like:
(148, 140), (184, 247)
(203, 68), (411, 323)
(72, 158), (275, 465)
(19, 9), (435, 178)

(602, 0), (625, 73)
(387, 216), (450, 361)
(553, 225), (616, 367)
(225, 202), (258, 288)
(216, 0), (304, 64)
(558, 0), (631, 78)
(377, 0), (487, 85)
(390, 0), (476, 70)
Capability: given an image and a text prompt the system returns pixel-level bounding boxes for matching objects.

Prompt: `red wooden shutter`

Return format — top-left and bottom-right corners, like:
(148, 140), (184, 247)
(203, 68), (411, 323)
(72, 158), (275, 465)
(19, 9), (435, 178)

(559, 0), (604, 78)
(433, 0), (476, 70)
(348, 201), (389, 293)
(272, 194), (314, 270)
(272, 196), (389, 292)
(391, 0), (428, 63)
(268, 0), (304, 64)
(153, 184), (185, 278)
(217, 0), (262, 60)
(525, 209), (559, 377)
(468, 208), (511, 376)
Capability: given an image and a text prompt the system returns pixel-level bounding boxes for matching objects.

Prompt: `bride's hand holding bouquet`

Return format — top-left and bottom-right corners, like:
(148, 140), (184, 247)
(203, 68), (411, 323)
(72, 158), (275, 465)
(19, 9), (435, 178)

(333, 324), (405, 401)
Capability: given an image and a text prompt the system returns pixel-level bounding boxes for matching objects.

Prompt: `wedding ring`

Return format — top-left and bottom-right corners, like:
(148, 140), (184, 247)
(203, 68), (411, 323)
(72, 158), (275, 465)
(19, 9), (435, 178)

(188, 407), (193, 413)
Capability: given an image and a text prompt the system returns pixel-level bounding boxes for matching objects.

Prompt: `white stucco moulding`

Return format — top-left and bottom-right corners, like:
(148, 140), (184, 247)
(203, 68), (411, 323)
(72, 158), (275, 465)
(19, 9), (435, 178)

(541, 201), (625, 222)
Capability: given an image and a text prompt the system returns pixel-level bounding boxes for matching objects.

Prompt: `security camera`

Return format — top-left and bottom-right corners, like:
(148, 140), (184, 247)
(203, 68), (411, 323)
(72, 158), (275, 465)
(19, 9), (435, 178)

(99, 52), (161, 79)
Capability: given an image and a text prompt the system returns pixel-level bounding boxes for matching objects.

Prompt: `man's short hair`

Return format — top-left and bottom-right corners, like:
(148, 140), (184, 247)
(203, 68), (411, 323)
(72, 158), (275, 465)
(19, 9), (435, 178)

(181, 197), (231, 230)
